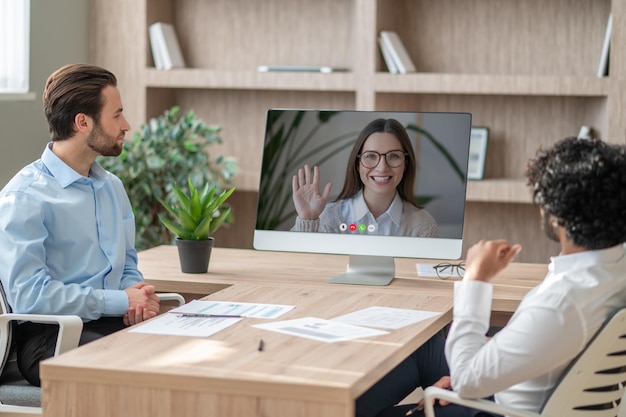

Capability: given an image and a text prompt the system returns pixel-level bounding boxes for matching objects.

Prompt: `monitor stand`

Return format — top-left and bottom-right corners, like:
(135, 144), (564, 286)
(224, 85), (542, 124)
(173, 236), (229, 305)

(326, 255), (395, 286)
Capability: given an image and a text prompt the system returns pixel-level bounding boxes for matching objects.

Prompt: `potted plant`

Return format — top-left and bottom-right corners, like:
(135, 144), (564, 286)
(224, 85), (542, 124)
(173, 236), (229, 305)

(158, 177), (236, 273)
(98, 106), (238, 250)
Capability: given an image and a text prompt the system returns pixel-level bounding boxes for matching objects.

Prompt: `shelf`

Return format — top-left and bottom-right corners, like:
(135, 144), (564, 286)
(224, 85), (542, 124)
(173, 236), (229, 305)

(144, 68), (357, 91)
(233, 172), (260, 193)
(146, 70), (610, 97)
(374, 74), (610, 97)
(90, 0), (618, 262)
(466, 179), (532, 204)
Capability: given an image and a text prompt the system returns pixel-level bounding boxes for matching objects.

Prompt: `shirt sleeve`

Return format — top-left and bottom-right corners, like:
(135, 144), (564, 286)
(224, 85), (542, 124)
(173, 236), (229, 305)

(445, 280), (585, 399)
(401, 205), (439, 237)
(291, 217), (321, 232)
(291, 202), (342, 233)
(0, 192), (128, 319)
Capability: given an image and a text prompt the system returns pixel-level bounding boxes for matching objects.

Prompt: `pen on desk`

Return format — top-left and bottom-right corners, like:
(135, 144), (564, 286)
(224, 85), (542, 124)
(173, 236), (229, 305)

(258, 339), (265, 352)
(178, 313), (242, 318)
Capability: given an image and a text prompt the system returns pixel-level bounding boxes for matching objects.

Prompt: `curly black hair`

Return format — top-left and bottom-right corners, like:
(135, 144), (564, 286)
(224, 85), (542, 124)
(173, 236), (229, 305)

(525, 137), (626, 249)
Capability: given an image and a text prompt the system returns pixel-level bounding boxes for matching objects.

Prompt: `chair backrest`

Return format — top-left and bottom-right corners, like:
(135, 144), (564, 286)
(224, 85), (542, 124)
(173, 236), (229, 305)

(541, 308), (626, 417)
(0, 281), (13, 378)
(0, 280), (44, 413)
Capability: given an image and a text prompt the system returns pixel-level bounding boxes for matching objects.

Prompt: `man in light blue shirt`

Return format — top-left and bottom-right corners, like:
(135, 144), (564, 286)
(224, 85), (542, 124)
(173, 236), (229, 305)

(0, 64), (161, 386)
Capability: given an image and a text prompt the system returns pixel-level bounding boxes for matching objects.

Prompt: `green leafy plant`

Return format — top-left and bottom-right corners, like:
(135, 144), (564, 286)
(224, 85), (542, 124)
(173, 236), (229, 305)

(257, 110), (356, 230)
(99, 106), (238, 249)
(158, 178), (236, 240)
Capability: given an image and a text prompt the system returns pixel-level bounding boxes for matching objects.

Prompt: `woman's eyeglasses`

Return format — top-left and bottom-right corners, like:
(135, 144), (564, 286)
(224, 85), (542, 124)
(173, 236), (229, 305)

(357, 150), (408, 168)
(433, 262), (465, 279)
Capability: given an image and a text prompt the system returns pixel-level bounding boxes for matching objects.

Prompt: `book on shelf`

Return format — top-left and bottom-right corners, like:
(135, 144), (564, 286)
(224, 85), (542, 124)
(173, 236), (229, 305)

(148, 24), (164, 70)
(578, 125), (592, 140)
(597, 13), (612, 77)
(149, 22), (186, 70)
(379, 31), (416, 74)
(378, 36), (398, 74)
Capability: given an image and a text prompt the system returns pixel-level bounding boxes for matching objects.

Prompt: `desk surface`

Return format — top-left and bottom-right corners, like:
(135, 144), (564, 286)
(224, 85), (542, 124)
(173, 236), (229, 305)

(138, 246), (547, 313)
(42, 283), (452, 416)
(41, 246), (547, 417)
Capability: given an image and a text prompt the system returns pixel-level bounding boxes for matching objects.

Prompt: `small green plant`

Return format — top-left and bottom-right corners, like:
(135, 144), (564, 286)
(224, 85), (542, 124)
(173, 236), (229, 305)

(99, 106), (238, 249)
(158, 177), (236, 240)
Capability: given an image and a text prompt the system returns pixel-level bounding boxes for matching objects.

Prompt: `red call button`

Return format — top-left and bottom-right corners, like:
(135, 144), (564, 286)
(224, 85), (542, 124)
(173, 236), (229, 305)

(349, 223), (357, 231)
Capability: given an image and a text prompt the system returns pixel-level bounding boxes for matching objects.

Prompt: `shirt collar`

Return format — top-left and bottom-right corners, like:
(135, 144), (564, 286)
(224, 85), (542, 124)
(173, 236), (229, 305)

(41, 142), (108, 189)
(353, 189), (403, 225)
(549, 243), (626, 275)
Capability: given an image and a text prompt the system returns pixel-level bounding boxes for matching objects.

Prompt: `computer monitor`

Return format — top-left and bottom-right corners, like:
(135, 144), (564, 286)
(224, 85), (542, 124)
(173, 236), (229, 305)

(254, 109), (472, 286)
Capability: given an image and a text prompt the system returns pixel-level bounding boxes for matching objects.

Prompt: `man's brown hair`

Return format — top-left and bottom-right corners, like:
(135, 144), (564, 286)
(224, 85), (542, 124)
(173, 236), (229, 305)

(43, 64), (117, 141)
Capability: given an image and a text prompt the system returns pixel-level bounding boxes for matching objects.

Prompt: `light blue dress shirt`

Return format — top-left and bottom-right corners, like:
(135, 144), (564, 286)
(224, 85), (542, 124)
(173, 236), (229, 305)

(0, 143), (143, 320)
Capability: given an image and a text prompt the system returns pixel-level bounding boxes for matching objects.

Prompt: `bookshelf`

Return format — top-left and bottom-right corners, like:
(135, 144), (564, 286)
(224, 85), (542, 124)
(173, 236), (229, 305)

(89, 0), (623, 263)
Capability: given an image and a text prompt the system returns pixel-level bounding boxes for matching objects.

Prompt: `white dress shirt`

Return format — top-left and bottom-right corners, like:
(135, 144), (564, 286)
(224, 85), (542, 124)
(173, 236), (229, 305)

(342, 190), (403, 235)
(445, 243), (626, 413)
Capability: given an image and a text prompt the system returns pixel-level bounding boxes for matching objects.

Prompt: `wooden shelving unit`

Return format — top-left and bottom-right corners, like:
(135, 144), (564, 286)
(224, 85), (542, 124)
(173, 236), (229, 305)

(89, 0), (623, 262)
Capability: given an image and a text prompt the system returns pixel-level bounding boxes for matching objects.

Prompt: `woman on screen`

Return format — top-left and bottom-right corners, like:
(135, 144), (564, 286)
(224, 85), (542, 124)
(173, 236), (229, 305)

(291, 118), (438, 237)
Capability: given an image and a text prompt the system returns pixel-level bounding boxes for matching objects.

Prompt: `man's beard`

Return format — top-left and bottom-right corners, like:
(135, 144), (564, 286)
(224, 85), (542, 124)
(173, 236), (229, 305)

(542, 213), (560, 243)
(87, 122), (123, 157)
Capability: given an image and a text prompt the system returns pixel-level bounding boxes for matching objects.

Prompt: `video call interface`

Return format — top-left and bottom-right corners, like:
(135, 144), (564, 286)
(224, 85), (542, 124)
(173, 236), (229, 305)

(256, 109), (472, 240)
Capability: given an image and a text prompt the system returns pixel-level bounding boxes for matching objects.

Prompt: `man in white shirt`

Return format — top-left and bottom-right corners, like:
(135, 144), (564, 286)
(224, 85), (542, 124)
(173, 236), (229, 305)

(356, 136), (626, 417)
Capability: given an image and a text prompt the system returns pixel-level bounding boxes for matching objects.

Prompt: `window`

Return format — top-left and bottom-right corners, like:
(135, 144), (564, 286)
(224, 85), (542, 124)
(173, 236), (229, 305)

(0, 0), (30, 93)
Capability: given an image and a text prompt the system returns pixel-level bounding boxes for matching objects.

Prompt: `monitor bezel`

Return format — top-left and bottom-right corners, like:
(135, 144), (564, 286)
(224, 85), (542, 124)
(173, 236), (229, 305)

(253, 108), (472, 275)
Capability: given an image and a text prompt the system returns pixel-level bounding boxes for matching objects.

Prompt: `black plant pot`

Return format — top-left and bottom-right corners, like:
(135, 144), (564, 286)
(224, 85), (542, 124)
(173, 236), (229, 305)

(175, 237), (215, 273)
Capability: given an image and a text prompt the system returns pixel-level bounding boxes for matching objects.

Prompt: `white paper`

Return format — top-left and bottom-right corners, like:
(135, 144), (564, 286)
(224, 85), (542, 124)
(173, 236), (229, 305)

(416, 263), (440, 277)
(129, 313), (242, 337)
(253, 317), (388, 343)
(416, 263), (464, 279)
(332, 306), (441, 330)
(170, 299), (294, 319)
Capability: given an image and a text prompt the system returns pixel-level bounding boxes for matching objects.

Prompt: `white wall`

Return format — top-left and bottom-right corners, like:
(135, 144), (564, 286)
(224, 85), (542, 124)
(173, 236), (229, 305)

(0, 0), (88, 187)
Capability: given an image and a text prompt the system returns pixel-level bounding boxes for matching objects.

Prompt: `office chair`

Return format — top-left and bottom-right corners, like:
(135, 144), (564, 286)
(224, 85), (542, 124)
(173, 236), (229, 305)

(423, 307), (626, 417)
(0, 281), (82, 415)
(0, 283), (184, 416)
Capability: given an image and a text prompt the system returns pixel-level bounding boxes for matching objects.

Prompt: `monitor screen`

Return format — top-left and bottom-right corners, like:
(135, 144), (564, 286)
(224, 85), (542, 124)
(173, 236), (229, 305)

(254, 109), (472, 285)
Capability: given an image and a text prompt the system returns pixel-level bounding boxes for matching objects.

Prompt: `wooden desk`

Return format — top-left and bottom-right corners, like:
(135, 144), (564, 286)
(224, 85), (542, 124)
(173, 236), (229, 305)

(42, 285), (452, 417)
(41, 247), (547, 417)
(138, 246), (546, 321)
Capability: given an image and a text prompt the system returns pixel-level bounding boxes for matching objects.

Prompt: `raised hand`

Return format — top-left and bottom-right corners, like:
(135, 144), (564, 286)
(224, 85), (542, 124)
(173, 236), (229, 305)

(463, 240), (522, 283)
(292, 164), (332, 220)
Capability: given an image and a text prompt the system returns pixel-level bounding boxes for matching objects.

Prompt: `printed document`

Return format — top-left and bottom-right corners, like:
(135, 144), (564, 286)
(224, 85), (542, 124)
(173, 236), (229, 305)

(129, 314), (242, 337)
(170, 299), (295, 319)
(332, 306), (441, 330)
(129, 300), (295, 337)
(253, 317), (388, 343)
